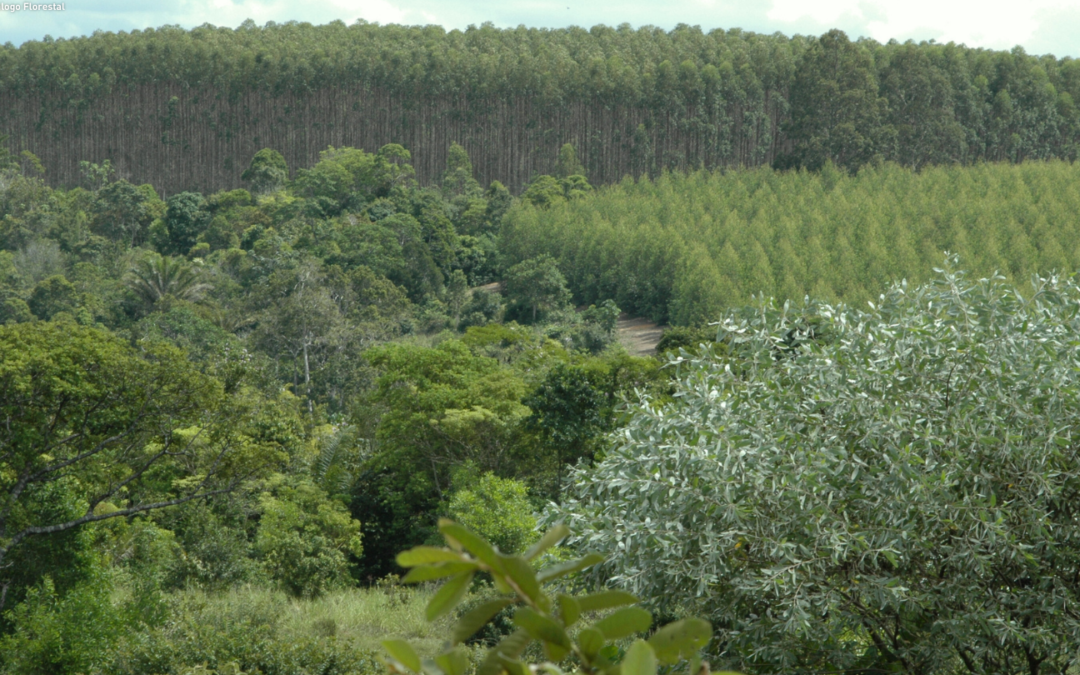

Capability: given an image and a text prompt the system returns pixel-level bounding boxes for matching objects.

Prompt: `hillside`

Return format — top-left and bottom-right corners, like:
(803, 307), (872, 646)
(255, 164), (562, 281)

(2, 22), (1079, 193)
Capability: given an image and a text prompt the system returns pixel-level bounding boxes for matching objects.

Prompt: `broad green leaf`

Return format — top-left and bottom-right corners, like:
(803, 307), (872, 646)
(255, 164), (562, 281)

(435, 647), (470, 675)
(452, 598), (512, 644)
(382, 639), (422, 673)
(397, 546), (464, 567)
(537, 553), (604, 583)
(577, 627), (606, 658)
(513, 606), (570, 648)
(576, 590), (638, 613)
(402, 562), (477, 583)
(439, 519), (503, 571)
(621, 640), (657, 675)
(500, 658), (530, 675)
(558, 594), (580, 626)
(493, 574), (513, 595)
(647, 618), (712, 664)
(594, 607), (652, 640)
(426, 570), (475, 622)
(544, 641), (570, 662)
(523, 523), (570, 561)
(477, 630), (532, 675)
(501, 555), (542, 604)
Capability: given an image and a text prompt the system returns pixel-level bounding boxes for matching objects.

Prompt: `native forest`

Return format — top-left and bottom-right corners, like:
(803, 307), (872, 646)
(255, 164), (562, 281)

(4, 18), (1080, 675)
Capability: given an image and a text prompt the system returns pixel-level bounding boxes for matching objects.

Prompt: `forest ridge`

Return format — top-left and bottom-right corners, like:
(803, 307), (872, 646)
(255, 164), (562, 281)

(1, 22), (1079, 193)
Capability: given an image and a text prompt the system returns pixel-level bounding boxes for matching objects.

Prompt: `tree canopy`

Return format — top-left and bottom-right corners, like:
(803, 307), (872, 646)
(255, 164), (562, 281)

(1, 23), (1079, 191)
(0, 322), (276, 610)
(554, 262), (1080, 673)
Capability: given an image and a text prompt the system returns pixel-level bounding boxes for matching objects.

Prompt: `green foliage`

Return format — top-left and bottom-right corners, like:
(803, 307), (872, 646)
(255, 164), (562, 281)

(6, 24), (1080, 191)
(101, 587), (381, 675)
(78, 160), (114, 192)
(255, 477), (363, 598)
(779, 30), (894, 172)
(0, 321), (265, 594)
(165, 192), (211, 255)
(91, 179), (156, 246)
(442, 143), (481, 198)
(573, 300), (620, 353)
(523, 363), (605, 496)
(200, 216), (240, 251)
(295, 145), (415, 215)
(0, 133), (12, 171)
(654, 326), (722, 357)
(385, 521), (720, 675)
(162, 501), (258, 591)
(447, 472), (537, 555)
(554, 144), (585, 179)
(241, 148), (288, 194)
(125, 253), (212, 310)
(521, 176), (566, 210)
(0, 476), (101, 629)
(357, 339), (532, 571)
(0, 571), (123, 675)
(27, 275), (79, 321)
(555, 262), (1080, 673)
(458, 290), (504, 330)
(502, 162), (1080, 324)
(503, 255), (572, 324)
(0, 297), (32, 324)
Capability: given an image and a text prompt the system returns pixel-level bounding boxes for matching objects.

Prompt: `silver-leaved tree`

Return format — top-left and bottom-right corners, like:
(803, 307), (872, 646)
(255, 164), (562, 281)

(552, 259), (1080, 674)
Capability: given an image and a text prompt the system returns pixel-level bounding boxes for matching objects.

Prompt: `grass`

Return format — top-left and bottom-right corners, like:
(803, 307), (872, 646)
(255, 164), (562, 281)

(275, 581), (452, 655)
(163, 581), (453, 656)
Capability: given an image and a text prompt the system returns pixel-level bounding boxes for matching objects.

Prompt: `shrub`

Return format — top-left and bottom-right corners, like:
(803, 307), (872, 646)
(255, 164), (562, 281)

(447, 472), (537, 555)
(0, 572), (121, 675)
(553, 261), (1080, 673)
(382, 521), (721, 675)
(255, 478), (363, 598)
(102, 588), (380, 675)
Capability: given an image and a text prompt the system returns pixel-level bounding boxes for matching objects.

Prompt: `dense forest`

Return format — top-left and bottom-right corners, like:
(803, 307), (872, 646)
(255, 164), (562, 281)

(4, 18), (1080, 675)
(2, 21), (1080, 192)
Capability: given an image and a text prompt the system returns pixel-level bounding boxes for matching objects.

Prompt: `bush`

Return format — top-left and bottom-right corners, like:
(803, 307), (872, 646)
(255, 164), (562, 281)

(447, 472), (537, 555)
(0, 572), (121, 675)
(382, 521), (717, 675)
(255, 478), (363, 598)
(554, 261), (1080, 673)
(654, 326), (718, 357)
(102, 588), (380, 675)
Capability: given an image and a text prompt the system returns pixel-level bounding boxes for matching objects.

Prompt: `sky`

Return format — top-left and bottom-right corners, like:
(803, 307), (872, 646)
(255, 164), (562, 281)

(2, 0), (1079, 59)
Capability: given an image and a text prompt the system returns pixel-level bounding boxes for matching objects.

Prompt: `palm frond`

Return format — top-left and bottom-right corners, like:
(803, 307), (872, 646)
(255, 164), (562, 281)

(126, 253), (212, 307)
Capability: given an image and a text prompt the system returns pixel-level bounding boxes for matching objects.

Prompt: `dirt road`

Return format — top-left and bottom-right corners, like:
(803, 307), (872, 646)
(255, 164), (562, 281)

(617, 314), (664, 356)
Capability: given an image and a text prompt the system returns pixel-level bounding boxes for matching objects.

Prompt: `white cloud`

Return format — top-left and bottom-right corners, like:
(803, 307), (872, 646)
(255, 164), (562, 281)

(168, 0), (416, 28)
(767, 0), (1080, 51)
(2, 0), (1080, 57)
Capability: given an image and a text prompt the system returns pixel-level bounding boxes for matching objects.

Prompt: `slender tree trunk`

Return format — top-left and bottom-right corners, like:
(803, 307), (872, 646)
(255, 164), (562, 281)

(303, 340), (313, 415)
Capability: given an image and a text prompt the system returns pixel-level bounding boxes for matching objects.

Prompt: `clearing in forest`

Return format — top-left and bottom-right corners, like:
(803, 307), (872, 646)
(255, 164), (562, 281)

(617, 314), (664, 356)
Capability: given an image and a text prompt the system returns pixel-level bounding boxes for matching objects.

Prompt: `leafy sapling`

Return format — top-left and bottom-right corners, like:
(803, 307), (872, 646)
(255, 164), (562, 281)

(382, 519), (735, 675)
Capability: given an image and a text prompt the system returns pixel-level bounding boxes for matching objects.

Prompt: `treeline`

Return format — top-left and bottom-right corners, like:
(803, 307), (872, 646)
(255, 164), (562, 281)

(1, 21), (1079, 193)
(501, 160), (1080, 325)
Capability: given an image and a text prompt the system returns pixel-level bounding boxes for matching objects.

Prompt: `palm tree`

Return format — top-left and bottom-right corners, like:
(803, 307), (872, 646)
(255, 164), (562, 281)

(126, 253), (212, 309)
